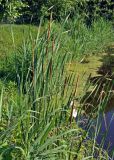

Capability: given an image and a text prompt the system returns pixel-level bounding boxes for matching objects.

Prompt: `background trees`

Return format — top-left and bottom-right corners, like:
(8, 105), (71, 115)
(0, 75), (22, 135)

(0, 0), (27, 23)
(0, 0), (114, 24)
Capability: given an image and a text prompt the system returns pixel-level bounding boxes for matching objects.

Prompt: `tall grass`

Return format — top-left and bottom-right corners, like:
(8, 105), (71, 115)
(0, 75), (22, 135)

(0, 17), (114, 159)
(64, 17), (114, 60)
(0, 19), (79, 159)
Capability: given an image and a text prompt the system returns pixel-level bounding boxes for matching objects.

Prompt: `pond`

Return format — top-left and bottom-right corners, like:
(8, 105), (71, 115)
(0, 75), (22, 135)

(83, 47), (114, 159)
(96, 110), (114, 158)
(77, 108), (114, 159)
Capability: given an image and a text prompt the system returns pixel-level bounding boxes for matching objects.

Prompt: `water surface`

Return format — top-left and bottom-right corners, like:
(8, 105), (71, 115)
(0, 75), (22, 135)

(96, 110), (114, 158)
(77, 108), (114, 159)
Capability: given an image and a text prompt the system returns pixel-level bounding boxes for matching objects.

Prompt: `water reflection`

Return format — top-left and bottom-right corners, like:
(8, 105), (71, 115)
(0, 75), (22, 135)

(77, 109), (114, 158)
(97, 110), (114, 157)
(77, 46), (114, 158)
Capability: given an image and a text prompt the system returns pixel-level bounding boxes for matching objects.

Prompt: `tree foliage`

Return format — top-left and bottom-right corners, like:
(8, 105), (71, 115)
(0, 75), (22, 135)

(0, 0), (114, 24)
(0, 0), (27, 22)
(41, 0), (77, 20)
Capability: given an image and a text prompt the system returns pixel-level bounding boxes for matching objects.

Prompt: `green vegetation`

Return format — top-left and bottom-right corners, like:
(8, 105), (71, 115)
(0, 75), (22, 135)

(0, 0), (114, 24)
(0, 1), (114, 159)
(0, 18), (113, 63)
(0, 17), (114, 159)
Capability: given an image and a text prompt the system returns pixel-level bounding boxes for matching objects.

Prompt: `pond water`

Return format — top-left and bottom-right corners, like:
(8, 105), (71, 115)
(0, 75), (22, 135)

(96, 110), (114, 158)
(76, 46), (114, 158)
(77, 108), (114, 159)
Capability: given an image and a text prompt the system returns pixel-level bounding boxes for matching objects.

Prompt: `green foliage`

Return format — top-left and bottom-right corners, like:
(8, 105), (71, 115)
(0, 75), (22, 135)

(0, 0), (113, 24)
(41, 0), (77, 20)
(0, 16), (114, 159)
(77, 0), (114, 25)
(63, 17), (114, 60)
(0, 18), (114, 82)
(0, 0), (27, 23)
(0, 22), (78, 159)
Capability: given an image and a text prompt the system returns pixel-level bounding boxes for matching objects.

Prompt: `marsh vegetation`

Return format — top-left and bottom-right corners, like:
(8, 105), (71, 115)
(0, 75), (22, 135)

(0, 0), (114, 159)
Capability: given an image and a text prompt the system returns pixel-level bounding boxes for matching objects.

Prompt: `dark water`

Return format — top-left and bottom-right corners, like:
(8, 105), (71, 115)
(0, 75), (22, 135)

(96, 110), (114, 158)
(77, 109), (114, 159)
(77, 46), (114, 158)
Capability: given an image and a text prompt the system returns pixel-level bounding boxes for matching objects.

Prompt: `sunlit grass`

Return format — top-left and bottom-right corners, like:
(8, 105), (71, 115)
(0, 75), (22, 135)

(0, 17), (114, 159)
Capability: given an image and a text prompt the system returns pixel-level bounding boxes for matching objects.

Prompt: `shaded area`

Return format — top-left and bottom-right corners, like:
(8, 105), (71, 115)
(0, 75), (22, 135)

(81, 45), (114, 113)
(97, 111), (114, 157)
(80, 45), (114, 158)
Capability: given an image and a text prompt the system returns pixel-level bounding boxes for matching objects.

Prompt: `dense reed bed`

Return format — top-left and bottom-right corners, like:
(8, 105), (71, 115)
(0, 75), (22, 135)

(0, 17), (114, 159)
